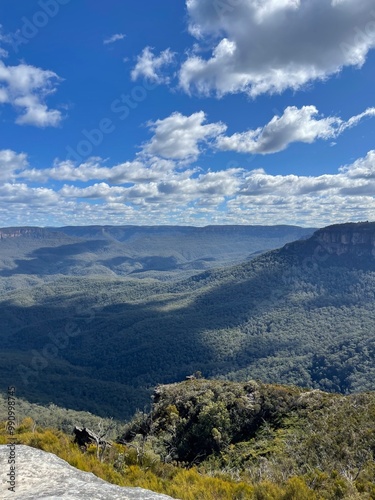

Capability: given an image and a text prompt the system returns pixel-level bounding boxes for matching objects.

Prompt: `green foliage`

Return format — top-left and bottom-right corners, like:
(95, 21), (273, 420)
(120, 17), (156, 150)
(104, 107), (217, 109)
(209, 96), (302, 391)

(1, 223), (375, 419)
(120, 379), (375, 498)
(2, 378), (375, 498)
(0, 393), (123, 438)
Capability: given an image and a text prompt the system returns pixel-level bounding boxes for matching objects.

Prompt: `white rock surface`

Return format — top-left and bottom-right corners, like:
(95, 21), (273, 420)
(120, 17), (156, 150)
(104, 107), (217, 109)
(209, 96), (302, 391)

(0, 445), (176, 499)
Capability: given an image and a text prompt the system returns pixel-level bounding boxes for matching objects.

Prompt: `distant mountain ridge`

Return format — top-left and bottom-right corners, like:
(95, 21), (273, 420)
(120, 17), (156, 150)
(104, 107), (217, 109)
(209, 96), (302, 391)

(0, 224), (316, 241)
(0, 227), (63, 240)
(0, 224), (316, 284)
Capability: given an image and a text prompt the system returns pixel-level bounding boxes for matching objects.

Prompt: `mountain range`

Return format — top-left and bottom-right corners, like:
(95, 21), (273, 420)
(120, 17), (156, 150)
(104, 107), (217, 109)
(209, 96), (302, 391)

(1, 222), (375, 420)
(0, 224), (315, 289)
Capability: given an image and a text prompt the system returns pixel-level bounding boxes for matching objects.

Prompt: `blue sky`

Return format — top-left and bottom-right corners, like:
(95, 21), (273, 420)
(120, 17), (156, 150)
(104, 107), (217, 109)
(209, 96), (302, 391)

(0, 0), (375, 226)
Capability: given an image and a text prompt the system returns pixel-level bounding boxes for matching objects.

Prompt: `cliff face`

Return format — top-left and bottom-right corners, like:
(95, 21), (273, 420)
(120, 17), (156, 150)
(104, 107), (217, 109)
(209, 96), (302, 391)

(0, 228), (50, 240)
(314, 222), (375, 257)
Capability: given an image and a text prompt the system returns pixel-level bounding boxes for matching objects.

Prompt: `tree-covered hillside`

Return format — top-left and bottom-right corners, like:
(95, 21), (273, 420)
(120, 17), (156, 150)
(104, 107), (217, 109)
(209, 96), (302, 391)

(1, 222), (375, 419)
(120, 378), (375, 498)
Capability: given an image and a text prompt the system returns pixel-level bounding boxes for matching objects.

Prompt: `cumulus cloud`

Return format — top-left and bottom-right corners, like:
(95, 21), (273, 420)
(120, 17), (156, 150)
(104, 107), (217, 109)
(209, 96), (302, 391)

(0, 182), (59, 205)
(0, 60), (62, 127)
(339, 150), (375, 179)
(136, 106), (375, 160)
(143, 111), (227, 160)
(0, 149), (28, 180)
(156, 168), (242, 199)
(58, 168), (243, 205)
(23, 157), (176, 184)
(3, 145), (375, 226)
(236, 151), (375, 199)
(45, 150), (375, 225)
(103, 33), (126, 45)
(216, 106), (375, 154)
(180, 0), (375, 96)
(131, 47), (175, 83)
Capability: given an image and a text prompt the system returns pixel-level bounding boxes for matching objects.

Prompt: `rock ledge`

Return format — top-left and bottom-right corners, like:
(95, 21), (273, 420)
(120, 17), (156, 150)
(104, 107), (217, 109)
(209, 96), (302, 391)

(0, 445), (176, 499)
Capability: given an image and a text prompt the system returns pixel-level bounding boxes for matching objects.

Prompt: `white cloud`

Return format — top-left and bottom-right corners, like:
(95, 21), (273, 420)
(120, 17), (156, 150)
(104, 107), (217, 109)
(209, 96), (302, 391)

(339, 108), (375, 133)
(339, 150), (375, 180)
(23, 157), (176, 184)
(0, 149), (28, 180)
(0, 60), (62, 127)
(143, 111), (227, 160)
(216, 106), (375, 154)
(3, 146), (375, 226)
(236, 151), (375, 199)
(103, 33), (126, 45)
(0, 182), (59, 205)
(155, 168), (242, 199)
(60, 182), (126, 200)
(127, 106), (375, 161)
(131, 47), (175, 83)
(58, 168), (243, 205)
(14, 95), (62, 127)
(180, 0), (375, 96)
(46, 150), (375, 225)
